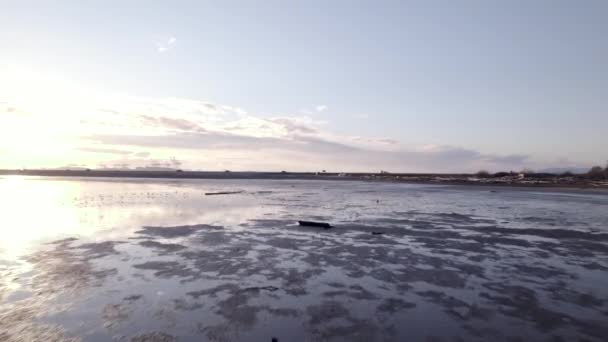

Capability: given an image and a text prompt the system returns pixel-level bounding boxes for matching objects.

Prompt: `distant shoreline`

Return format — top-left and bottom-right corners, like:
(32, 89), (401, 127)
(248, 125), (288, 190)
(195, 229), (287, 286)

(2, 169), (607, 190)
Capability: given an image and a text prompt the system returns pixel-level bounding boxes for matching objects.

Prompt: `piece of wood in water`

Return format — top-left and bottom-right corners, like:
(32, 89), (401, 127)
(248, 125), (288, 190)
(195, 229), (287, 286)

(205, 191), (244, 196)
(298, 220), (332, 229)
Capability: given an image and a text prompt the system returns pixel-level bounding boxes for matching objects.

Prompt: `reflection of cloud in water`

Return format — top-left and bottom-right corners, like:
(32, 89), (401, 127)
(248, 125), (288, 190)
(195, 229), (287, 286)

(0, 177), (607, 341)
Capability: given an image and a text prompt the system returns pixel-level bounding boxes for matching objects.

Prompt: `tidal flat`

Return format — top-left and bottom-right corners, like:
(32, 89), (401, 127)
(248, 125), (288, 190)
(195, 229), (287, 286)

(0, 176), (607, 341)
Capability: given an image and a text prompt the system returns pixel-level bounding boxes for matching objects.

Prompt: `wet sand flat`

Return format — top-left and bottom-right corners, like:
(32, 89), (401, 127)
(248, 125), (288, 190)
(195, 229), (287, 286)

(0, 177), (607, 341)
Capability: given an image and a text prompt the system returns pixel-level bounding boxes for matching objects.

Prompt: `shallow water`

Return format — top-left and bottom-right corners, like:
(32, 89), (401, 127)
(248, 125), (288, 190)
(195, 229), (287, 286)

(0, 176), (607, 341)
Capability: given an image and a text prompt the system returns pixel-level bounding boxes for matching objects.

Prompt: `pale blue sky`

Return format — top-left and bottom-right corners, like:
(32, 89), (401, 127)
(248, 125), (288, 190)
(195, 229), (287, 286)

(1, 1), (606, 171)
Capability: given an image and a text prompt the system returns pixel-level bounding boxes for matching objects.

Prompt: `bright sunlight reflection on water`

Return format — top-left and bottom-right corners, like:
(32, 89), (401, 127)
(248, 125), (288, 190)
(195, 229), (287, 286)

(0, 176), (263, 260)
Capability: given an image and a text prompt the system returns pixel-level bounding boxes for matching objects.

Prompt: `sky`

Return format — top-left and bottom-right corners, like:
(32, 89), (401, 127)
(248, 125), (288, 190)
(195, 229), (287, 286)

(1, 0), (606, 172)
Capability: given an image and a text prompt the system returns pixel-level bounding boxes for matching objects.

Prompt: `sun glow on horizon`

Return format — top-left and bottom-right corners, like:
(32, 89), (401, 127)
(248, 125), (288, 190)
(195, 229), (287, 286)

(0, 66), (130, 168)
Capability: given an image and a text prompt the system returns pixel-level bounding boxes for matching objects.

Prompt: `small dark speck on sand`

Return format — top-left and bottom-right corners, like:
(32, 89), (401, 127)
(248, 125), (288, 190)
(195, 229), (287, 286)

(130, 332), (176, 342)
(123, 294), (143, 302)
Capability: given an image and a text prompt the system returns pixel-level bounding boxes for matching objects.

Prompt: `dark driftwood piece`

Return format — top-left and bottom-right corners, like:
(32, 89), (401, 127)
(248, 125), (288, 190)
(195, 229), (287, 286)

(204, 191), (244, 196)
(298, 221), (332, 229)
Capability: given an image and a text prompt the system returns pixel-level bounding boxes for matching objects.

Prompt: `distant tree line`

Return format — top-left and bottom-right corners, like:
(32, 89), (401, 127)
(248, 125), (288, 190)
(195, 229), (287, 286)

(476, 162), (608, 180)
(475, 169), (539, 178)
(586, 162), (608, 180)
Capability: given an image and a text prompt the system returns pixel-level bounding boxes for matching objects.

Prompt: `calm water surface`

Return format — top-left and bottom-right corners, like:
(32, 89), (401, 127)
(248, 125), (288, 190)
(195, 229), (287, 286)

(0, 176), (607, 341)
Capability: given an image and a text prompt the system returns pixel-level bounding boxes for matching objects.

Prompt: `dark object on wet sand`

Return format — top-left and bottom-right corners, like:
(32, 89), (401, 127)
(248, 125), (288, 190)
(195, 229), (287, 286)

(243, 286), (279, 292)
(204, 191), (244, 196)
(298, 220), (332, 229)
(371, 231), (384, 235)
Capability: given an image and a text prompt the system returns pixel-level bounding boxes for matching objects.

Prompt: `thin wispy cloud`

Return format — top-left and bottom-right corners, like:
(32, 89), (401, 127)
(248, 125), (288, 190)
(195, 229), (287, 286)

(155, 36), (177, 53)
(299, 105), (327, 115)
